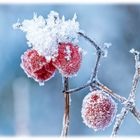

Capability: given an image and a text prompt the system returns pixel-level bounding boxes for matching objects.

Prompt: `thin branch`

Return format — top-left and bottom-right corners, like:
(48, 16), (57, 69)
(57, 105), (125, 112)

(78, 31), (103, 89)
(129, 48), (140, 101)
(78, 31), (101, 52)
(111, 107), (129, 137)
(96, 81), (126, 103)
(65, 80), (95, 94)
(61, 77), (70, 136)
(90, 51), (102, 82)
(66, 79), (126, 103)
(131, 107), (140, 123)
(95, 82), (140, 123)
(111, 49), (140, 137)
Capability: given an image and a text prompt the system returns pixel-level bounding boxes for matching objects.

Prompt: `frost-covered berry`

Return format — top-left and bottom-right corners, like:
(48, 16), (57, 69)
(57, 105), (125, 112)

(21, 49), (56, 85)
(52, 42), (82, 77)
(81, 90), (117, 131)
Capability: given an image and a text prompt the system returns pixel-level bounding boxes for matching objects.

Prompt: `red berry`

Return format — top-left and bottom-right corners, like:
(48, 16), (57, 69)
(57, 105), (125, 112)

(81, 90), (117, 131)
(52, 42), (82, 77)
(21, 49), (56, 84)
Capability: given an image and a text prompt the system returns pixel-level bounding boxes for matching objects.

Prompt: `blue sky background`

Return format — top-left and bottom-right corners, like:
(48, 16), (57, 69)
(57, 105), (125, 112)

(0, 4), (140, 136)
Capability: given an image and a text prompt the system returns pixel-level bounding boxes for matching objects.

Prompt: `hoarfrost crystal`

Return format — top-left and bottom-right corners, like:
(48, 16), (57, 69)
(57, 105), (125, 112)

(102, 43), (112, 57)
(13, 11), (80, 62)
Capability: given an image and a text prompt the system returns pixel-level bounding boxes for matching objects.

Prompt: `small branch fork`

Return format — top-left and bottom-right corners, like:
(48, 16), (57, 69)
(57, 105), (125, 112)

(64, 32), (140, 136)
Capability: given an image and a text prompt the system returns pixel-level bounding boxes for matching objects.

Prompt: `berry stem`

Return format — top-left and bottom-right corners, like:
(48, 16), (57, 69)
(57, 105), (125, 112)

(61, 77), (70, 136)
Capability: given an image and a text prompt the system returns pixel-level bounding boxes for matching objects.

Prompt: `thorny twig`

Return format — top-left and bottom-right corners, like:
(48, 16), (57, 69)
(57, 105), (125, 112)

(61, 77), (70, 136)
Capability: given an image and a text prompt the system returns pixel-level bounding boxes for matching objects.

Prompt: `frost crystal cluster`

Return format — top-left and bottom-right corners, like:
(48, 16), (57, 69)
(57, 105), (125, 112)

(13, 11), (80, 62)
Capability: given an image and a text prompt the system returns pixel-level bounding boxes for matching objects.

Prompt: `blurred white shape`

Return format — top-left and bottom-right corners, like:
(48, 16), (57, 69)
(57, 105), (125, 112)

(13, 77), (30, 135)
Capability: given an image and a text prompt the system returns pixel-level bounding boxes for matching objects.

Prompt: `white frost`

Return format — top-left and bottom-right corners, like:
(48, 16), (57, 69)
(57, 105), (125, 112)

(64, 45), (71, 61)
(102, 43), (112, 57)
(129, 48), (140, 55)
(13, 11), (80, 62)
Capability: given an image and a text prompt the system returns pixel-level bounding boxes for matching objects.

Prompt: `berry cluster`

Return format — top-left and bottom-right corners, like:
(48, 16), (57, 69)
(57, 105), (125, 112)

(14, 11), (83, 85)
(21, 42), (82, 84)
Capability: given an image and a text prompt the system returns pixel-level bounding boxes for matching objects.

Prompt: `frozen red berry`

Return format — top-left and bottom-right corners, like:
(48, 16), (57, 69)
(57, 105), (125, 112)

(52, 42), (82, 77)
(21, 49), (56, 84)
(81, 90), (117, 131)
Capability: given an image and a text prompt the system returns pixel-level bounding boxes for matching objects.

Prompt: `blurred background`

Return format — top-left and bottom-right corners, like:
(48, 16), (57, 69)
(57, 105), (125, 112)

(0, 4), (140, 136)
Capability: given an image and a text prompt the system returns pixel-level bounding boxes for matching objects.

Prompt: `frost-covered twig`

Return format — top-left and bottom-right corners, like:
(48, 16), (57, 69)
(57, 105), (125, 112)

(65, 80), (96, 94)
(96, 82), (126, 103)
(111, 107), (129, 136)
(129, 48), (140, 101)
(90, 51), (102, 83)
(131, 107), (140, 123)
(61, 77), (70, 136)
(78, 32), (101, 52)
(78, 32), (103, 90)
(111, 49), (140, 137)
(97, 82), (140, 123)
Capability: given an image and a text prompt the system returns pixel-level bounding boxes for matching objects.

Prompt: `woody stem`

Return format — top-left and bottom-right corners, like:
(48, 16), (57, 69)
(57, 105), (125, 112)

(61, 77), (70, 136)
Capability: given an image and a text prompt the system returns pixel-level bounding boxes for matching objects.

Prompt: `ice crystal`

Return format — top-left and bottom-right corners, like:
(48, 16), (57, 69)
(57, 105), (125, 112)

(13, 11), (80, 62)
(65, 45), (71, 61)
(102, 42), (112, 57)
(129, 48), (139, 54)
